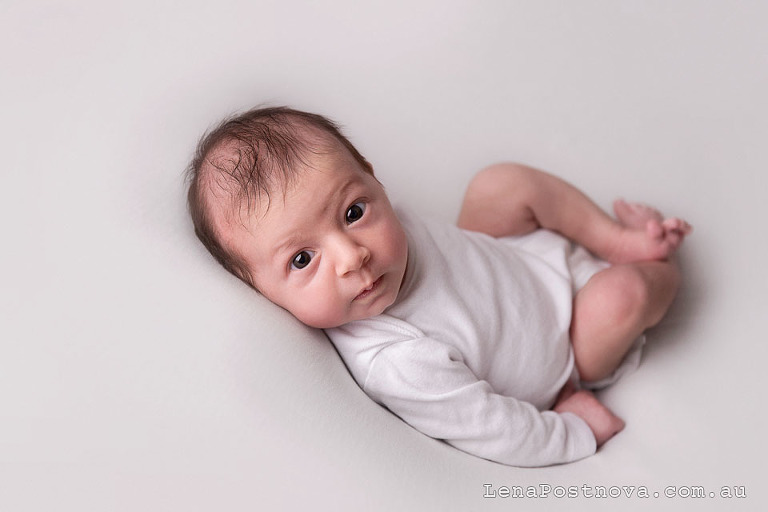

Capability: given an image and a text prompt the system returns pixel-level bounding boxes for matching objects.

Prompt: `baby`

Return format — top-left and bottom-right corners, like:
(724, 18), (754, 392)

(185, 106), (691, 467)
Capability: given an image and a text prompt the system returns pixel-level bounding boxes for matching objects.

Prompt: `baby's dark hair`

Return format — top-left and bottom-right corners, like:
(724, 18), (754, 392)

(185, 105), (374, 287)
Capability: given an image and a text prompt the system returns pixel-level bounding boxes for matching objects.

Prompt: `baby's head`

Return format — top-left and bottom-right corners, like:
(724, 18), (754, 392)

(186, 106), (408, 329)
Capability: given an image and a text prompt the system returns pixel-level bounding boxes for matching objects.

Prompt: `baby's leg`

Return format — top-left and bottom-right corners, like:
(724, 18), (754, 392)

(458, 163), (691, 263)
(570, 260), (681, 382)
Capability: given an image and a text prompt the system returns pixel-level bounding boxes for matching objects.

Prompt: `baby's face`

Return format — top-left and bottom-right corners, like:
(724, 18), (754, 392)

(234, 149), (408, 329)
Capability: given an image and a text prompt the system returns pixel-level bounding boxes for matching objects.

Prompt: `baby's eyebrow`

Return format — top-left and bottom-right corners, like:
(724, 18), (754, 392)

(330, 178), (357, 207)
(306, 177), (360, 221)
(272, 234), (303, 259)
(269, 176), (362, 259)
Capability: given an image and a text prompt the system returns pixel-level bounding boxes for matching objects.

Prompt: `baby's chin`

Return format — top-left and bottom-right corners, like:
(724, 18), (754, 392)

(296, 310), (360, 330)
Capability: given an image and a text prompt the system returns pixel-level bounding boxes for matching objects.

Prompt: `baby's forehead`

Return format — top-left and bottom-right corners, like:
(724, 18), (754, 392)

(224, 172), (325, 251)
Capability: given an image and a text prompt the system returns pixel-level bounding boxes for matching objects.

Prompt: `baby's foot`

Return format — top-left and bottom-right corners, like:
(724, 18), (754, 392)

(607, 199), (692, 263)
(553, 389), (625, 447)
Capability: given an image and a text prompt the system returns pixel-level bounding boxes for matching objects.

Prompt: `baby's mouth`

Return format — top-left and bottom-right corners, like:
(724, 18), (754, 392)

(355, 276), (382, 301)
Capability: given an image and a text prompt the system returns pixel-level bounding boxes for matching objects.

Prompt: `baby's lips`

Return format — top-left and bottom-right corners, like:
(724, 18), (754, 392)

(354, 275), (381, 300)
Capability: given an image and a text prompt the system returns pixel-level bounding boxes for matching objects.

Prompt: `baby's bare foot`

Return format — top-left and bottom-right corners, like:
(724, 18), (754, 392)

(613, 199), (664, 229)
(607, 199), (692, 263)
(554, 390), (625, 447)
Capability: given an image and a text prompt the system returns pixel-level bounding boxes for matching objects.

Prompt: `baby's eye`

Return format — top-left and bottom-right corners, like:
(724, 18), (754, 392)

(291, 250), (314, 270)
(346, 202), (366, 224)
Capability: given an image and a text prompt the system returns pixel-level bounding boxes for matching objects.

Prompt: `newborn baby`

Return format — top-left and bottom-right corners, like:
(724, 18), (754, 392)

(185, 106), (691, 467)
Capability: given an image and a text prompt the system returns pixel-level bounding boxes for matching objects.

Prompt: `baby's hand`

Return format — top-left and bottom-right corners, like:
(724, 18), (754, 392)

(554, 389), (625, 447)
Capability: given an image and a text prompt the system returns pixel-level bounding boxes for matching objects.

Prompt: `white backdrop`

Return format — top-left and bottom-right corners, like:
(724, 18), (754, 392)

(2, 1), (767, 510)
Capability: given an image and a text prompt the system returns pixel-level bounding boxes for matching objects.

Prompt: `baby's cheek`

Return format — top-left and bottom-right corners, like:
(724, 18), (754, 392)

(293, 293), (346, 329)
(384, 224), (409, 271)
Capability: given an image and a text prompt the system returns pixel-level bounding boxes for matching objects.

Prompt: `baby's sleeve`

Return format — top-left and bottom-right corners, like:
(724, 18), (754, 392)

(363, 337), (596, 467)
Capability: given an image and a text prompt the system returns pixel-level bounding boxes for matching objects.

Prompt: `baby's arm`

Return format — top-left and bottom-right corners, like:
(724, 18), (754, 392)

(553, 385), (624, 447)
(362, 336), (598, 467)
(457, 163), (691, 264)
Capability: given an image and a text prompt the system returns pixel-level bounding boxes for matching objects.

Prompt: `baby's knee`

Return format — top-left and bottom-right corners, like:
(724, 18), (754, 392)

(596, 265), (651, 326)
(459, 162), (540, 235)
(468, 162), (534, 198)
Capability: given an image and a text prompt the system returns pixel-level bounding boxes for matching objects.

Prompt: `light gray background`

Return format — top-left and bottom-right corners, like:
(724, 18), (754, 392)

(2, 1), (766, 510)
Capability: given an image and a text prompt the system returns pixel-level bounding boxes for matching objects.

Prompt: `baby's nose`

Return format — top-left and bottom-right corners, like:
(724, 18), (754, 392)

(335, 238), (370, 276)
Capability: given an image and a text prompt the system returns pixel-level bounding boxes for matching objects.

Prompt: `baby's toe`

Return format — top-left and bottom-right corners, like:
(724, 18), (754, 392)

(663, 217), (693, 236)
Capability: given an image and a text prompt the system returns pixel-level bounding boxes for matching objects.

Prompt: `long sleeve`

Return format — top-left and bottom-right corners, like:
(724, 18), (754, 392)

(363, 336), (596, 467)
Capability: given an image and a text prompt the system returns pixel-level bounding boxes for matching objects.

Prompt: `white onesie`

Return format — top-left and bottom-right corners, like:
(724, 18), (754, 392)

(326, 207), (643, 467)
